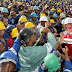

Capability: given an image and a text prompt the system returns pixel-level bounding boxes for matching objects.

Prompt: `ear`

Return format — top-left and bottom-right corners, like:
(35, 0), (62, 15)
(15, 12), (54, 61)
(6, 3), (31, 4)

(29, 36), (33, 41)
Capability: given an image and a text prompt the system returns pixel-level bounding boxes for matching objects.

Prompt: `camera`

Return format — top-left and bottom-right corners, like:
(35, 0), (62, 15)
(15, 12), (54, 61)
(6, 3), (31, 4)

(61, 43), (65, 48)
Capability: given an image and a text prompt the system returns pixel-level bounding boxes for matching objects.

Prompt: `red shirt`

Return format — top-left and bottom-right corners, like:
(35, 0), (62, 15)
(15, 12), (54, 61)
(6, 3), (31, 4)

(7, 36), (13, 48)
(63, 27), (72, 56)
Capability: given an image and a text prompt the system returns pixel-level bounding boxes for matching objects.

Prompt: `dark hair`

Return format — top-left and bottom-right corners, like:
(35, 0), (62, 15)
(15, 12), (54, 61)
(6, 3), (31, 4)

(0, 62), (8, 67)
(0, 61), (16, 68)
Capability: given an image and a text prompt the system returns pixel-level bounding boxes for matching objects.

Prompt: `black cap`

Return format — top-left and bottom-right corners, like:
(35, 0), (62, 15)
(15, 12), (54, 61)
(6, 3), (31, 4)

(20, 28), (34, 43)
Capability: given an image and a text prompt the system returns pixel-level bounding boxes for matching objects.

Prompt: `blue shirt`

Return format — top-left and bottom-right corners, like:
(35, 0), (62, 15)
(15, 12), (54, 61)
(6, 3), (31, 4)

(4, 30), (10, 40)
(13, 5), (19, 14)
(8, 15), (21, 26)
(0, 39), (21, 69)
(9, 39), (21, 69)
(64, 61), (72, 72)
(0, 30), (9, 51)
(37, 14), (40, 20)
(43, 34), (47, 40)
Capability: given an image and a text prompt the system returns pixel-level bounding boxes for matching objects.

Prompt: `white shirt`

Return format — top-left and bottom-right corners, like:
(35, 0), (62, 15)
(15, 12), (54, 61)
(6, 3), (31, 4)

(36, 23), (43, 32)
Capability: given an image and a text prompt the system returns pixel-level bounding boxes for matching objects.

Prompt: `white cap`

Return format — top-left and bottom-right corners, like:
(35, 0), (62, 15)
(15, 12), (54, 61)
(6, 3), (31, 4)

(64, 17), (72, 25)
(39, 16), (48, 21)
(0, 58), (17, 64)
(61, 19), (65, 24)
(70, 8), (72, 10)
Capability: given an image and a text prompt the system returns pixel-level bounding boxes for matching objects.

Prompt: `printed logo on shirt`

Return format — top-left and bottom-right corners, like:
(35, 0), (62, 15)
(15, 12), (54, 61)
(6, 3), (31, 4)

(46, 43), (52, 54)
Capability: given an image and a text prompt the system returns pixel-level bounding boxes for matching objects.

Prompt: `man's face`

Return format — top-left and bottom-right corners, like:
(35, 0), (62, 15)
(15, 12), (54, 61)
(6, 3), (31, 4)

(11, 14), (16, 19)
(3, 18), (8, 27)
(17, 24), (22, 32)
(17, 22), (27, 32)
(50, 15), (53, 17)
(0, 30), (4, 37)
(22, 1), (25, 4)
(65, 23), (72, 29)
(35, 10), (38, 14)
(28, 10), (33, 14)
(31, 34), (36, 45)
(21, 22), (27, 29)
(69, 14), (72, 17)
(51, 23), (54, 28)
(2, 13), (8, 17)
(62, 24), (66, 29)
(41, 21), (46, 27)
(18, 5), (22, 9)
(32, 17), (37, 21)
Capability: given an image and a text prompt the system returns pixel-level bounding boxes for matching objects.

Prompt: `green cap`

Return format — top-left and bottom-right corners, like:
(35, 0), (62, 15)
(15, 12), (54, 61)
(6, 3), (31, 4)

(0, 0), (4, 1)
(44, 53), (61, 72)
(22, 0), (26, 2)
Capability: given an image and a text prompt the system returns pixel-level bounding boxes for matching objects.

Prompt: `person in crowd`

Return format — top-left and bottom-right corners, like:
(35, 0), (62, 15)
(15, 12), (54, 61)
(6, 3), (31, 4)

(7, 25), (15, 48)
(1, 17), (8, 28)
(18, 27), (57, 72)
(0, 21), (8, 53)
(39, 47), (71, 72)
(0, 0), (72, 72)
(17, 17), (28, 32)
(0, 33), (21, 72)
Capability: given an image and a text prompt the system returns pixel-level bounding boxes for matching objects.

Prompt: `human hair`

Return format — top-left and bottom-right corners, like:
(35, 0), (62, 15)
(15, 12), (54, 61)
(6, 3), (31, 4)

(0, 62), (8, 68)
(0, 61), (16, 68)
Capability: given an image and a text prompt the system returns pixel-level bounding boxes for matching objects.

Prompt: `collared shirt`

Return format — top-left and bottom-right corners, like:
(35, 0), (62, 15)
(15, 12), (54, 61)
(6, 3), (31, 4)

(19, 32), (57, 72)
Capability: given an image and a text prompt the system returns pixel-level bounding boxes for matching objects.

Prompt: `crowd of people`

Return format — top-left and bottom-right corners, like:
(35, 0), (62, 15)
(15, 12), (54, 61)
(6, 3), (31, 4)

(0, 0), (72, 72)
